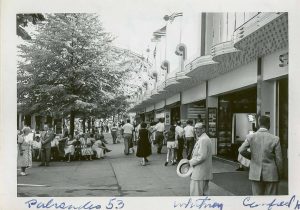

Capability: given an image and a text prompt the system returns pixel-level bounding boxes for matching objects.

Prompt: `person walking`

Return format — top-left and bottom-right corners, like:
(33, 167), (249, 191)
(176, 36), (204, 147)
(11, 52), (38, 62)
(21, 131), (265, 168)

(175, 121), (185, 162)
(184, 120), (195, 160)
(155, 118), (165, 154)
(40, 124), (55, 166)
(111, 123), (118, 144)
(165, 125), (177, 166)
(136, 122), (152, 166)
(189, 123), (213, 196)
(18, 126), (34, 176)
(239, 115), (283, 195)
(122, 119), (134, 155)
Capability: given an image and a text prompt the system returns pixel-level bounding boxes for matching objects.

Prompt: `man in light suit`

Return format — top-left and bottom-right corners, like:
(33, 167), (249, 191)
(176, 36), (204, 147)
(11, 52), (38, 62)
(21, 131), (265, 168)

(39, 123), (55, 166)
(189, 122), (213, 196)
(239, 115), (283, 195)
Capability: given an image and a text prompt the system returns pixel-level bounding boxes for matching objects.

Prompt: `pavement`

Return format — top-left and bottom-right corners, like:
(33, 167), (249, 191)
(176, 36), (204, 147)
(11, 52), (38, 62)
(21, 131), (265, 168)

(17, 133), (288, 197)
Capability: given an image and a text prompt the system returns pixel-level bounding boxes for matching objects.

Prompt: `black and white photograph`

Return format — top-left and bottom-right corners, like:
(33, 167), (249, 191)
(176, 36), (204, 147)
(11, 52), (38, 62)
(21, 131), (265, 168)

(1, 0), (300, 209)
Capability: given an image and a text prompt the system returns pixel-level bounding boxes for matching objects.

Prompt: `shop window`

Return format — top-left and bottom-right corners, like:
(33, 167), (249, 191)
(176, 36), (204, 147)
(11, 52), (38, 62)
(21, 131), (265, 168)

(218, 87), (257, 160)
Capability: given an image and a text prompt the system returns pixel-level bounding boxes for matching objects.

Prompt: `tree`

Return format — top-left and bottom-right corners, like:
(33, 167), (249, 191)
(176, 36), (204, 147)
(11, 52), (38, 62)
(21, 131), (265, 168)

(18, 13), (132, 137)
(17, 14), (45, 40)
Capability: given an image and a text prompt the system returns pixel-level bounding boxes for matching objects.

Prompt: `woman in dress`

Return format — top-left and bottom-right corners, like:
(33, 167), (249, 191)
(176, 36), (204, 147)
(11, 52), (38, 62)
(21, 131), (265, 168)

(136, 122), (152, 166)
(80, 133), (93, 160)
(92, 135), (105, 159)
(64, 135), (75, 162)
(18, 126), (34, 176)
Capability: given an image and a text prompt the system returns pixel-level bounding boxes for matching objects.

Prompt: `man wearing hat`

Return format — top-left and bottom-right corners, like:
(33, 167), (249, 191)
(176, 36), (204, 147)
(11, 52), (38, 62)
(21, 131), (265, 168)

(189, 122), (213, 196)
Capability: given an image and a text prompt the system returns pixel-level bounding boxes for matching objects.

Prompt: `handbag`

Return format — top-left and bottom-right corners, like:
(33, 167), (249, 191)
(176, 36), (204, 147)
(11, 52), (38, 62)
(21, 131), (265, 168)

(17, 135), (24, 144)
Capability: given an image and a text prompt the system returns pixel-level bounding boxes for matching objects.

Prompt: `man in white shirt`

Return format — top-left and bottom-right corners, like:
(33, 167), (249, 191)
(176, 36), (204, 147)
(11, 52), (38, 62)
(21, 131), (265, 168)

(155, 118), (165, 154)
(183, 120), (195, 160)
(175, 121), (185, 162)
(122, 119), (134, 155)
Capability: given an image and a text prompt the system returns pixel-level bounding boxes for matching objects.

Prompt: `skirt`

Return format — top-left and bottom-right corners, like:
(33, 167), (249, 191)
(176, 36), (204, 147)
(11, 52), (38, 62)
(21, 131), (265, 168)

(64, 145), (75, 155)
(18, 146), (32, 168)
(81, 146), (93, 156)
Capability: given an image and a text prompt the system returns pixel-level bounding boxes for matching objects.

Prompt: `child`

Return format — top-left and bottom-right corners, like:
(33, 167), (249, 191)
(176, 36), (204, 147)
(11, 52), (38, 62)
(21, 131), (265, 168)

(64, 135), (75, 162)
(80, 133), (94, 160)
(165, 125), (177, 166)
(32, 136), (41, 161)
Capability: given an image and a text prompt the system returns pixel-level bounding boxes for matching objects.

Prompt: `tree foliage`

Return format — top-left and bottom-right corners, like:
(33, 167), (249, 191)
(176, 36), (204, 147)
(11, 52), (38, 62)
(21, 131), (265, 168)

(17, 13), (141, 135)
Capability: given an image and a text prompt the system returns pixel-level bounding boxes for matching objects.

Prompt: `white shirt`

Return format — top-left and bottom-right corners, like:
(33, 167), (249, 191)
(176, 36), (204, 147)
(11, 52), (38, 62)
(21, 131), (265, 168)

(155, 122), (165, 132)
(32, 141), (41, 149)
(122, 123), (134, 134)
(184, 125), (195, 138)
(175, 125), (184, 140)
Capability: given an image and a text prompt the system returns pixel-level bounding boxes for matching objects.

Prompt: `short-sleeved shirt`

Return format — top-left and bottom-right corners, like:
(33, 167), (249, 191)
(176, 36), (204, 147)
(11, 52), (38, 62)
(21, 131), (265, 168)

(155, 122), (165, 132)
(122, 123), (134, 134)
(175, 126), (184, 139)
(184, 125), (194, 138)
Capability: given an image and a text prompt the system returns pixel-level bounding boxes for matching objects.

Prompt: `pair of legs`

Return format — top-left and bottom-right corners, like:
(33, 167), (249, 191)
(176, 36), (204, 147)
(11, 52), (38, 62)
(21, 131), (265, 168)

(156, 132), (164, 154)
(40, 147), (51, 166)
(111, 131), (117, 144)
(251, 180), (278, 195)
(185, 137), (195, 160)
(176, 137), (184, 162)
(123, 134), (132, 155)
(165, 148), (176, 166)
(20, 166), (29, 175)
(140, 157), (149, 166)
(190, 180), (210, 196)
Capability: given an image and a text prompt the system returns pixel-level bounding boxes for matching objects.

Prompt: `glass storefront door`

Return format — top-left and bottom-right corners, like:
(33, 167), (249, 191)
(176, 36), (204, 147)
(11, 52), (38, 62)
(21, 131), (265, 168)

(218, 87), (257, 160)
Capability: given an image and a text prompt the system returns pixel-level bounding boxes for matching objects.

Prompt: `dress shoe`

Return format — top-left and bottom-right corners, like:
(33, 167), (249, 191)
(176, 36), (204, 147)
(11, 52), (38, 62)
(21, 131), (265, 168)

(164, 161), (168, 166)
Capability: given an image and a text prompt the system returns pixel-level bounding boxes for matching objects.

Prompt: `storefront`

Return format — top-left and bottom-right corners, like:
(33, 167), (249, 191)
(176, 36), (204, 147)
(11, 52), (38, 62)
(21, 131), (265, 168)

(218, 87), (257, 160)
(166, 94), (181, 125)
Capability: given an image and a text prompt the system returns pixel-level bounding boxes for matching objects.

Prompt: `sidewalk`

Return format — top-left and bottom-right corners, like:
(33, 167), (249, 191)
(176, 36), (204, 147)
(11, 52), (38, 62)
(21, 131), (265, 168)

(17, 132), (288, 197)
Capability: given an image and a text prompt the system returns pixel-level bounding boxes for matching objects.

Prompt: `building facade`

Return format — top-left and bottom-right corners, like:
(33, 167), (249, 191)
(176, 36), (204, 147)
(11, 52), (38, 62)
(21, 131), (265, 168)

(129, 12), (288, 178)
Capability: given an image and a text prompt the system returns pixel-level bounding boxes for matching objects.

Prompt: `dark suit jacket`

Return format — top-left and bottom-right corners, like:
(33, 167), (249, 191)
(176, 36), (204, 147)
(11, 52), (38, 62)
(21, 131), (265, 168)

(40, 130), (55, 149)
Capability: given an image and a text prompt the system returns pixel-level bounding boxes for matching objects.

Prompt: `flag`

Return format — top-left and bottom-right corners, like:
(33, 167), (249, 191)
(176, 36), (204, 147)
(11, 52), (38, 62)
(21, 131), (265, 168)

(153, 46), (157, 58)
(169, 12), (183, 23)
(153, 26), (166, 37)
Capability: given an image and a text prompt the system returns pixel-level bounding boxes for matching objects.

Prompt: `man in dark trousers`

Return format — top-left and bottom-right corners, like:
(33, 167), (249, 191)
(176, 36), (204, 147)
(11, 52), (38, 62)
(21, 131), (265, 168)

(239, 115), (283, 195)
(39, 123), (55, 166)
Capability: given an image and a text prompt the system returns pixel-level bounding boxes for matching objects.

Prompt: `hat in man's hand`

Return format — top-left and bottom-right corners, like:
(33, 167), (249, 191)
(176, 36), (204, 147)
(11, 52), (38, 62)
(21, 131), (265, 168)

(176, 159), (193, 178)
(194, 122), (203, 128)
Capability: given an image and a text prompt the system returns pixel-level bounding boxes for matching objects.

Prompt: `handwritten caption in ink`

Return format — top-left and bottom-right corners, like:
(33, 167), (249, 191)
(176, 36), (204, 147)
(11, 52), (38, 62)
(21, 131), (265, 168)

(174, 197), (223, 210)
(25, 198), (124, 209)
(243, 195), (300, 210)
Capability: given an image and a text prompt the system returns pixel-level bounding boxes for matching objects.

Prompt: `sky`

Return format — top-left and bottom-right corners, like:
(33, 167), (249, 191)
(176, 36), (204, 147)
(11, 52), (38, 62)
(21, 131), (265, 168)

(95, 1), (184, 56)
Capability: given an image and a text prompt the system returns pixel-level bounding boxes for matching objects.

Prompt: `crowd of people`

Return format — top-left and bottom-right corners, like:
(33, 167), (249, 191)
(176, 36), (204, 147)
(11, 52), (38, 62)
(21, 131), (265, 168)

(17, 123), (113, 175)
(17, 115), (283, 196)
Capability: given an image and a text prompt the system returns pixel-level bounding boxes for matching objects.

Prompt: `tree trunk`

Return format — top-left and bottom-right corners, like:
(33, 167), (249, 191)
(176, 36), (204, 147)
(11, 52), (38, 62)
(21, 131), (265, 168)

(88, 118), (91, 132)
(70, 111), (75, 138)
(82, 118), (86, 133)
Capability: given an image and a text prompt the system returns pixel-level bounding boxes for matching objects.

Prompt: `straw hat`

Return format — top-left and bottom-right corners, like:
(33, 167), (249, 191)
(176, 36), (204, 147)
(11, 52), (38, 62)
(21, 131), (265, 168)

(176, 159), (193, 178)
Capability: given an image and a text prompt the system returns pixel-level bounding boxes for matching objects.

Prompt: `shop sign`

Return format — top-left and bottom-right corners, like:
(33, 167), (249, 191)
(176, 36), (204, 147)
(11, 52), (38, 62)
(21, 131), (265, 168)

(165, 111), (170, 125)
